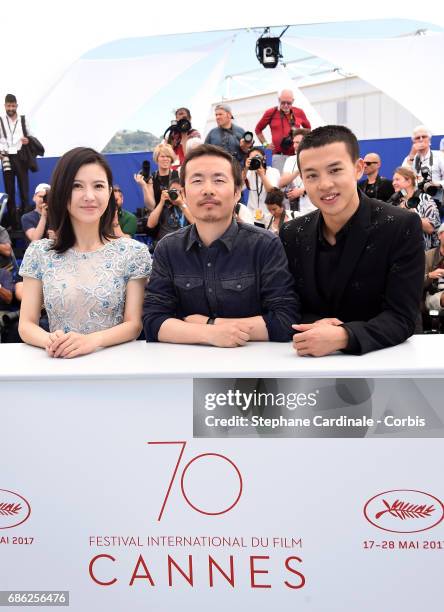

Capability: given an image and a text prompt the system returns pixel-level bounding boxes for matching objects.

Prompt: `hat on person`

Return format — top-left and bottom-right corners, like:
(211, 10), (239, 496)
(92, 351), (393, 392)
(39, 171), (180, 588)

(215, 103), (234, 118)
(34, 183), (50, 194)
(438, 223), (444, 235)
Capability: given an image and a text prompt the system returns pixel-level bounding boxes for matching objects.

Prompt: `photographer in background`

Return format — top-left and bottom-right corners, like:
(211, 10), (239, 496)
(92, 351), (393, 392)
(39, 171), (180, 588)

(205, 104), (253, 166)
(21, 183), (52, 243)
(424, 223), (444, 316)
(243, 147), (280, 225)
(0, 94), (32, 228)
(392, 166), (440, 250)
(146, 177), (194, 249)
(134, 144), (178, 211)
(165, 107), (201, 165)
(402, 126), (444, 212)
(359, 153), (394, 202)
(255, 89), (311, 173)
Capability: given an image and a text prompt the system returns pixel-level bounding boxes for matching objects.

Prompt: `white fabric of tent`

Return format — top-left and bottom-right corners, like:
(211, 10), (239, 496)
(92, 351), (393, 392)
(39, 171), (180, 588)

(3, 4), (444, 155)
(285, 31), (444, 133)
(30, 43), (225, 156)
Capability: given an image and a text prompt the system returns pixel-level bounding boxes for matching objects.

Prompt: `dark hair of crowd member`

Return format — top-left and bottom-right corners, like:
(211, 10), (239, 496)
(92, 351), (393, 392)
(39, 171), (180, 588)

(393, 166), (416, 187)
(265, 188), (285, 207)
(297, 124), (360, 168)
(291, 127), (311, 138)
(180, 144), (243, 190)
(5, 93), (17, 103)
(175, 107), (191, 119)
(48, 147), (116, 254)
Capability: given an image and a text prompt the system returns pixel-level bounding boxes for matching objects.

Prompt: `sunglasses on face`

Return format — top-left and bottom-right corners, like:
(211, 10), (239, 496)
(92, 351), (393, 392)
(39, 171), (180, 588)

(413, 135), (429, 141)
(364, 161), (378, 165)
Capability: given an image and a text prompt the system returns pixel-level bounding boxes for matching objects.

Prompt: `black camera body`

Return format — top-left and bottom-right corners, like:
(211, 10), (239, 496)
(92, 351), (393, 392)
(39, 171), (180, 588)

(249, 156), (266, 171)
(280, 133), (293, 152)
(418, 166), (439, 197)
(167, 188), (180, 202)
(164, 118), (192, 140)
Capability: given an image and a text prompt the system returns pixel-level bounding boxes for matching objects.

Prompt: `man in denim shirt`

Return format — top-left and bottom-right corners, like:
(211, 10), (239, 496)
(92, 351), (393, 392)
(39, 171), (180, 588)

(143, 144), (300, 347)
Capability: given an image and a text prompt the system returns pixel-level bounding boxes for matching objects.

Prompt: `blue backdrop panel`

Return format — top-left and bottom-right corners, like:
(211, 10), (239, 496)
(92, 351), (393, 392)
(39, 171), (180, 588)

(1, 136), (443, 214)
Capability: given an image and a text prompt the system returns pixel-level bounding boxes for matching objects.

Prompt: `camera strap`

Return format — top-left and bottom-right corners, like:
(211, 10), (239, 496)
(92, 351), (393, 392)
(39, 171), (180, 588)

(0, 118), (7, 140)
(415, 151), (433, 174)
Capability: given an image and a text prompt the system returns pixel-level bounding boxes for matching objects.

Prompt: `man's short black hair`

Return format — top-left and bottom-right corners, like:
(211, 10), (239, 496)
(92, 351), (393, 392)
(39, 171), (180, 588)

(180, 144), (242, 190)
(5, 93), (17, 104)
(297, 125), (360, 168)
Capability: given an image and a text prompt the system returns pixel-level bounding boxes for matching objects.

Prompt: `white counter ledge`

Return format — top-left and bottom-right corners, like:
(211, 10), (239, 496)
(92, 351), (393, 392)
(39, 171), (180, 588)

(1, 335), (443, 380)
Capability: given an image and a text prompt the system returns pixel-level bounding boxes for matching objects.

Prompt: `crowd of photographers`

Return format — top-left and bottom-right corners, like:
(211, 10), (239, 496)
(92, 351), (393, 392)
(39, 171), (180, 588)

(1, 90), (444, 341)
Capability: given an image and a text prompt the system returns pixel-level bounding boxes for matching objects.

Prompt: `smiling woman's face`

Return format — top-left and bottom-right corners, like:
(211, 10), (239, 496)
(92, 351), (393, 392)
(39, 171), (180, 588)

(68, 163), (111, 225)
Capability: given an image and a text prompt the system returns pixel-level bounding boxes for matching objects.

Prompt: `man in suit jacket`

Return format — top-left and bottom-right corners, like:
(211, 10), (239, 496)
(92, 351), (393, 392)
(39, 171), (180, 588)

(280, 125), (424, 356)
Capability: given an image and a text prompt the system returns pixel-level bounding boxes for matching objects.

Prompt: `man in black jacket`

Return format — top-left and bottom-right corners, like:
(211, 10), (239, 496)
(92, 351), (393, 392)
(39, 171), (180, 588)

(280, 125), (424, 356)
(359, 152), (394, 202)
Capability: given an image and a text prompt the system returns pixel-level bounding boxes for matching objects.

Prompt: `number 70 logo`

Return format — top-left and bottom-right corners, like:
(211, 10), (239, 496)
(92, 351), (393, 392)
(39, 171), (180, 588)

(148, 441), (243, 521)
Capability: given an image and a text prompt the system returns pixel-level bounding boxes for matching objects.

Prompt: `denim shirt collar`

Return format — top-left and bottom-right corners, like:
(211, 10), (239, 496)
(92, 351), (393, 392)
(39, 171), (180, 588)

(185, 220), (239, 252)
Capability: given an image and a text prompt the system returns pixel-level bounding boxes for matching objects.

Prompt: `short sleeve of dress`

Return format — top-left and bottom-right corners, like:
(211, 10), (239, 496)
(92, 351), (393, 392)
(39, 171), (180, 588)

(125, 240), (152, 280)
(19, 239), (50, 280)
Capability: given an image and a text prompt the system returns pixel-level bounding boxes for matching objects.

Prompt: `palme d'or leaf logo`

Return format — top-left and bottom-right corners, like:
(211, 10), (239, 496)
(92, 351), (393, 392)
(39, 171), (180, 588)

(0, 502), (22, 516)
(375, 499), (435, 521)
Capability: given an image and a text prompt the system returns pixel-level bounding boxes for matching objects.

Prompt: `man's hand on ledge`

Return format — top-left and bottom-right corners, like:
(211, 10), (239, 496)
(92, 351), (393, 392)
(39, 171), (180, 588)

(292, 318), (348, 357)
(183, 315), (253, 347)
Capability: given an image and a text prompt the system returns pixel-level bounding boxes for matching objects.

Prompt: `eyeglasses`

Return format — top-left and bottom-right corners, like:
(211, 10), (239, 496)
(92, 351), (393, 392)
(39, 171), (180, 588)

(363, 161), (378, 165)
(280, 101), (293, 106)
(413, 135), (429, 141)
(113, 188), (122, 193)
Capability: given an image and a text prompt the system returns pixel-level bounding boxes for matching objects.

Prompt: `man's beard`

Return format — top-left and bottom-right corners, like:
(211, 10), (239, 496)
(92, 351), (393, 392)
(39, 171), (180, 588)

(6, 110), (16, 117)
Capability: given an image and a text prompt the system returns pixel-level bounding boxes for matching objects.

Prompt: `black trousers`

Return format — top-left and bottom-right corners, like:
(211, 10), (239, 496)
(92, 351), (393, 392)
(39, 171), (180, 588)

(2, 153), (29, 224)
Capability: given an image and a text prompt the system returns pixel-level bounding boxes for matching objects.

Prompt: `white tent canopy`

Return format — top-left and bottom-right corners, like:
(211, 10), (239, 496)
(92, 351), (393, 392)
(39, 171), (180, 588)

(285, 31), (444, 134)
(2, 4), (443, 155)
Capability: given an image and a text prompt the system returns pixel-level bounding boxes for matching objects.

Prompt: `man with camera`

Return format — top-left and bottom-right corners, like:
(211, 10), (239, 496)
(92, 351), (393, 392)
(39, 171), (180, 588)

(21, 183), (51, 243)
(165, 107), (201, 165)
(402, 126), (444, 210)
(0, 94), (32, 228)
(205, 104), (253, 165)
(146, 177), (194, 247)
(255, 89), (311, 173)
(424, 223), (444, 315)
(243, 147), (280, 223)
(358, 153), (394, 202)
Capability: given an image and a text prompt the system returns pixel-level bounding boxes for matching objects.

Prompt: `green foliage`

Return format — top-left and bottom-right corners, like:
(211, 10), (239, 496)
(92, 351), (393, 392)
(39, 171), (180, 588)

(102, 129), (161, 153)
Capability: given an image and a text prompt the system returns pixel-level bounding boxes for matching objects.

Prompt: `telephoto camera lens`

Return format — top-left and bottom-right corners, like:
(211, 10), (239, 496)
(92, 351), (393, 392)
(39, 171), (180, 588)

(243, 131), (254, 144)
(249, 156), (262, 171)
